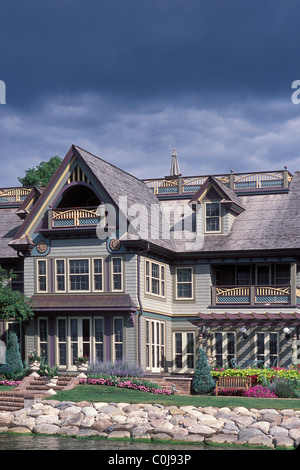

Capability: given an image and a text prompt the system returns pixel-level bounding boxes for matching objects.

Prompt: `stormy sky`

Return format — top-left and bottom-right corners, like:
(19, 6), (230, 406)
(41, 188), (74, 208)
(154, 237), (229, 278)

(1, 0), (300, 186)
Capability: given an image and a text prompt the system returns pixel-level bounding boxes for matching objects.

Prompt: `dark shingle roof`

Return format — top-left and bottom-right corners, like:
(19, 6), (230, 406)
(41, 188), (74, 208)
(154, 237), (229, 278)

(75, 146), (177, 252)
(0, 208), (23, 258)
(193, 171), (300, 254)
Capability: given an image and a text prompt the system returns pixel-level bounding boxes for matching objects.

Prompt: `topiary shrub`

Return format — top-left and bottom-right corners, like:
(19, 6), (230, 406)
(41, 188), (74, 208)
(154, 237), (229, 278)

(192, 347), (215, 394)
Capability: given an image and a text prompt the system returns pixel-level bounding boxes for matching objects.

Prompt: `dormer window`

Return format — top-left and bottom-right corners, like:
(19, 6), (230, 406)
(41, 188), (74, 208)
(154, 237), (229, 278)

(205, 202), (221, 233)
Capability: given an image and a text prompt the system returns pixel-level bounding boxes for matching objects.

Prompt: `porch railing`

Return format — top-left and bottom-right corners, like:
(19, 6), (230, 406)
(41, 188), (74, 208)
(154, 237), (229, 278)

(213, 285), (291, 305)
(50, 207), (101, 228)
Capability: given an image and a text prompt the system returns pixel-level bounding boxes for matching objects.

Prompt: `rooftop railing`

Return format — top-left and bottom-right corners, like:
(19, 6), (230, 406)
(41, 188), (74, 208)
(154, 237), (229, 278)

(143, 169), (292, 195)
(0, 187), (32, 203)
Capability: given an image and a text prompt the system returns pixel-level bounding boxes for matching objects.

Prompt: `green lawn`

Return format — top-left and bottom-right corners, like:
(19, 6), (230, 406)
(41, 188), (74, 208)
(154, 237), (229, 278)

(46, 384), (300, 410)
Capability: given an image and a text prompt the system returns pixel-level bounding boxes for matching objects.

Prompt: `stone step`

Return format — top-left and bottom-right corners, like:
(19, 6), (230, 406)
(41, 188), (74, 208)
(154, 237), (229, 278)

(0, 393), (25, 412)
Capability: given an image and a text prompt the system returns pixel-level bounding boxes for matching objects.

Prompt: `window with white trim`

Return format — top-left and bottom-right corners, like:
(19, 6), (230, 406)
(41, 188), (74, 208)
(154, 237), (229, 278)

(145, 260), (166, 298)
(94, 317), (104, 362)
(214, 332), (236, 368)
(56, 259), (66, 292)
(256, 332), (278, 367)
(112, 257), (123, 291)
(69, 259), (90, 291)
(146, 319), (165, 372)
(176, 267), (193, 299)
(38, 318), (48, 361)
(37, 260), (47, 292)
(205, 202), (221, 233)
(113, 317), (123, 361)
(93, 258), (103, 292)
(57, 318), (67, 366)
(173, 331), (195, 372)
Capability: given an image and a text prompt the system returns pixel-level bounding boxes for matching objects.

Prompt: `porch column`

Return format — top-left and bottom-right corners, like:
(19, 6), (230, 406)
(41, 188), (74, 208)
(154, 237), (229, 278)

(290, 261), (297, 305)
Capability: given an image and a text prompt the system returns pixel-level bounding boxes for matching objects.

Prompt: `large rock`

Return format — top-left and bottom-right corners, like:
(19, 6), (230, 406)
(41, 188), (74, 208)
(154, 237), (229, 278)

(92, 417), (112, 432)
(107, 430), (131, 439)
(188, 425), (217, 437)
(247, 435), (274, 448)
(238, 427), (265, 443)
(33, 424), (60, 435)
(273, 435), (295, 448)
(0, 413), (13, 427)
(8, 426), (32, 434)
(60, 411), (83, 427)
(205, 434), (237, 445)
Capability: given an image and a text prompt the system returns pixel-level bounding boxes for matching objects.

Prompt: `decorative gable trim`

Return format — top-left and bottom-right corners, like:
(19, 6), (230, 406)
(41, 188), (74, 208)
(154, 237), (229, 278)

(190, 175), (245, 215)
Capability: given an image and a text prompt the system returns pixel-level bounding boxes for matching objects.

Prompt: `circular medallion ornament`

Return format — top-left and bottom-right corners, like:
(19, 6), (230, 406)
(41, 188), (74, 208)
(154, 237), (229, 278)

(36, 241), (48, 254)
(109, 238), (121, 251)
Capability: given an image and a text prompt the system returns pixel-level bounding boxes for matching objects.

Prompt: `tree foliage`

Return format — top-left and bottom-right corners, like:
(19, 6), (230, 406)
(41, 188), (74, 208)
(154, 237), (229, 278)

(0, 266), (34, 322)
(18, 155), (62, 186)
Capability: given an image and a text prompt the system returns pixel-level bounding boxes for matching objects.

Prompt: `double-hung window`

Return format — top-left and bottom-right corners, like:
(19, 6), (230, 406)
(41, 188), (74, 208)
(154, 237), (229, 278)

(69, 259), (90, 291)
(113, 317), (123, 361)
(145, 260), (165, 298)
(56, 259), (66, 292)
(93, 258), (103, 292)
(176, 267), (193, 299)
(37, 260), (47, 292)
(112, 258), (123, 291)
(205, 202), (221, 233)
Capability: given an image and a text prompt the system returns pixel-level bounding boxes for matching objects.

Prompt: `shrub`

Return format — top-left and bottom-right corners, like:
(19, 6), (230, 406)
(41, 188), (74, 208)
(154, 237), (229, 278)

(192, 348), (215, 394)
(0, 332), (24, 380)
(87, 359), (144, 377)
(265, 377), (299, 398)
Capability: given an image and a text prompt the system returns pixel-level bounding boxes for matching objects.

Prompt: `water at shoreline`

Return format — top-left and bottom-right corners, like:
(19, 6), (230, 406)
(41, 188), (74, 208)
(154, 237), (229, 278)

(0, 433), (246, 451)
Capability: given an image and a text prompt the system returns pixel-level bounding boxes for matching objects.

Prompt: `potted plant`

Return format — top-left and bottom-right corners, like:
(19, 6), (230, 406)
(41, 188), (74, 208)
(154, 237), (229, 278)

(28, 350), (41, 373)
(75, 355), (89, 373)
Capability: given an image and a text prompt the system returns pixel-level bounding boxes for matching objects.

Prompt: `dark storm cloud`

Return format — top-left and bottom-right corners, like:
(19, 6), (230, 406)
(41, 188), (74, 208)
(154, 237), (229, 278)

(2, 0), (300, 104)
(1, 0), (300, 186)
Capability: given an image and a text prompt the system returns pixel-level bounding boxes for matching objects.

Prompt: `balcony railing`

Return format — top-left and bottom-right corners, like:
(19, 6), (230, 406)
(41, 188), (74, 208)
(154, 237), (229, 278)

(50, 207), (101, 228)
(143, 169), (292, 195)
(212, 285), (291, 305)
(0, 187), (32, 203)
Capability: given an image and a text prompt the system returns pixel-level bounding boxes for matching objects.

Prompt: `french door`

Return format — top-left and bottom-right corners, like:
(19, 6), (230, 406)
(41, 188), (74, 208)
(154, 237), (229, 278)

(69, 317), (91, 369)
(146, 319), (165, 372)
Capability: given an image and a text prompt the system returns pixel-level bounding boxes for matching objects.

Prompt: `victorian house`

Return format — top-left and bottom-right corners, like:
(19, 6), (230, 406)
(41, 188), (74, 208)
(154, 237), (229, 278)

(0, 145), (299, 374)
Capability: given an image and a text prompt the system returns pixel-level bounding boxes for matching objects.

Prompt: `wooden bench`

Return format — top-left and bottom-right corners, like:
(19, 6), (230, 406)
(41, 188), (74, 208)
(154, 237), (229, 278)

(215, 376), (252, 396)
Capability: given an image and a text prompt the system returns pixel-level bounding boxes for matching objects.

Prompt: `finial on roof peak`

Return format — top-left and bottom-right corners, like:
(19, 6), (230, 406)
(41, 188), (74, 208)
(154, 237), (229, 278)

(170, 148), (181, 176)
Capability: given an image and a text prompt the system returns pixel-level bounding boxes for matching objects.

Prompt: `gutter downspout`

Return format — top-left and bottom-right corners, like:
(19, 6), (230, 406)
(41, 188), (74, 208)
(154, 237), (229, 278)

(137, 243), (150, 368)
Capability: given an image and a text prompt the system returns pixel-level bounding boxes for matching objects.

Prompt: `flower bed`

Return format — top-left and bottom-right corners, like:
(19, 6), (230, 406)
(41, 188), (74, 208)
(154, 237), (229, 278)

(243, 385), (278, 399)
(79, 377), (172, 395)
(211, 366), (300, 384)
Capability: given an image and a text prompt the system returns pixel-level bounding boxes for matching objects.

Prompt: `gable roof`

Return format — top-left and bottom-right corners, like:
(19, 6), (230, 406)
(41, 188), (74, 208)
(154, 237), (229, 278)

(190, 175), (245, 212)
(74, 146), (177, 251)
(0, 208), (24, 258)
(176, 171), (300, 254)
(9, 145), (177, 253)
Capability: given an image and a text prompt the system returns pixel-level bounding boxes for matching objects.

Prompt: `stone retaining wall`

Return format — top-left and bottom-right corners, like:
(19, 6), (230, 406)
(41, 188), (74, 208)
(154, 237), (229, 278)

(0, 399), (299, 449)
